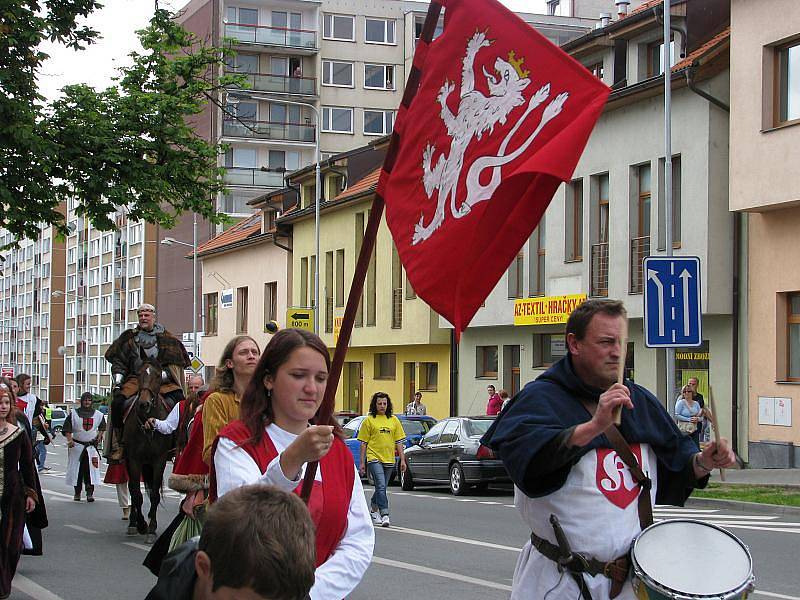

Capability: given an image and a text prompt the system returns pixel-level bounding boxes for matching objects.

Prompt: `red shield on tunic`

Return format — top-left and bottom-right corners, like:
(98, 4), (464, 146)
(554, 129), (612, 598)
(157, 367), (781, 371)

(82, 417), (93, 431)
(595, 444), (643, 510)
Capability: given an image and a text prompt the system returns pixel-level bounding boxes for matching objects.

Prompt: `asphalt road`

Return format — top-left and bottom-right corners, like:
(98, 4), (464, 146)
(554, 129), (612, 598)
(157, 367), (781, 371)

(12, 441), (800, 600)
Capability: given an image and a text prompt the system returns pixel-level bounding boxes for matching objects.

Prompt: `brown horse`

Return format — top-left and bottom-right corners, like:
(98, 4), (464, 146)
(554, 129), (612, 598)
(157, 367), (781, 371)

(123, 354), (174, 543)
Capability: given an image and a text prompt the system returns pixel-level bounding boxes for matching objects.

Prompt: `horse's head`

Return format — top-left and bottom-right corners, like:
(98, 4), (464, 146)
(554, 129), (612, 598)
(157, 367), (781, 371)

(137, 353), (163, 418)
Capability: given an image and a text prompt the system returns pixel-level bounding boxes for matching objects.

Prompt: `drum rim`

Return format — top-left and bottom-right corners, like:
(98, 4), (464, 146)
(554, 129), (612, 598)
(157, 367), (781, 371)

(631, 518), (754, 599)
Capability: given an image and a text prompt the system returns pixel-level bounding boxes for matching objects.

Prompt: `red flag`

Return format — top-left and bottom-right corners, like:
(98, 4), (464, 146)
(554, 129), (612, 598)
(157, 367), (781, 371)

(380, 0), (610, 338)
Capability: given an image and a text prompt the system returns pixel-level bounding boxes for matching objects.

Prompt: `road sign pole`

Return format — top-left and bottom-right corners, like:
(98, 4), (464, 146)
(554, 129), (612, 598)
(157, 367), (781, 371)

(664, 0), (675, 411)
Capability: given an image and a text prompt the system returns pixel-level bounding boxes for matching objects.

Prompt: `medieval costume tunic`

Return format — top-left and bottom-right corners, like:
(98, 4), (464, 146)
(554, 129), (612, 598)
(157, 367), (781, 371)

(62, 407), (106, 491)
(481, 355), (707, 600)
(211, 421), (374, 600)
(14, 411), (47, 557)
(0, 428), (39, 598)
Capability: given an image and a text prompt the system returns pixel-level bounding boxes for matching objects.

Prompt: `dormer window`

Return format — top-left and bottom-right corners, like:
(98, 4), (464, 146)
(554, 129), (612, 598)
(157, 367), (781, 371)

(647, 37), (676, 77)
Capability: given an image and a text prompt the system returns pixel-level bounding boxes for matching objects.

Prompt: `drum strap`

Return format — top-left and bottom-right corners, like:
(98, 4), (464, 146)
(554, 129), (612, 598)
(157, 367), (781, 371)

(578, 398), (654, 530)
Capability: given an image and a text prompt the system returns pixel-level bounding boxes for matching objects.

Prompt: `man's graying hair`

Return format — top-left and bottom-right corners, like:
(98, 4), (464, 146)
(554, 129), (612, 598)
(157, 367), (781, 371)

(565, 299), (626, 341)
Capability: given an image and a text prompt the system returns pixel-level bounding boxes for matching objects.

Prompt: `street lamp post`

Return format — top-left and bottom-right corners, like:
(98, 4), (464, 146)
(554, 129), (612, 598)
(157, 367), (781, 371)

(52, 289), (89, 396)
(161, 224), (199, 361)
(226, 93), (321, 333)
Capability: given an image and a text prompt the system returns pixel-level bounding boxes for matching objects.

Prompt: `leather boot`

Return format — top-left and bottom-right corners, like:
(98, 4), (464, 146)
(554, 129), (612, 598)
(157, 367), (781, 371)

(110, 428), (125, 461)
(73, 487), (81, 501)
(86, 485), (95, 503)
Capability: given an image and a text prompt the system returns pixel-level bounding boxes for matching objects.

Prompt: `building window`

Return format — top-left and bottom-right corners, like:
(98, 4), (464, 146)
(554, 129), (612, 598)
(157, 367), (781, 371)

(300, 257), (309, 308)
(776, 40), (800, 125)
(323, 13), (355, 41)
(630, 163), (652, 294)
(529, 217), (546, 297)
(507, 252), (524, 299)
(325, 251), (334, 333)
(205, 293), (218, 335)
(565, 178), (583, 262)
(587, 61), (604, 79)
(366, 217), (377, 327)
(236, 287), (248, 334)
(374, 353), (396, 379)
(419, 362), (438, 391)
(355, 213), (364, 327)
(787, 293), (800, 381)
(322, 60), (354, 87)
(364, 64), (395, 90)
(532, 334), (566, 367)
(264, 282), (277, 327)
(476, 346), (498, 378)
(365, 17), (395, 44)
(658, 155), (681, 250)
(322, 106), (353, 133)
(363, 109), (394, 135)
(335, 249), (345, 308)
(413, 14), (443, 41)
(226, 6), (258, 26)
(391, 245), (403, 329)
(647, 38), (676, 78)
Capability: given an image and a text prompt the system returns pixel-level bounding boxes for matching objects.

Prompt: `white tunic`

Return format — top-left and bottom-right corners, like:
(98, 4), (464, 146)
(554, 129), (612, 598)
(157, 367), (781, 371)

(65, 409), (104, 486)
(215, 424), (375, 600)
(511, 443), (658, 600)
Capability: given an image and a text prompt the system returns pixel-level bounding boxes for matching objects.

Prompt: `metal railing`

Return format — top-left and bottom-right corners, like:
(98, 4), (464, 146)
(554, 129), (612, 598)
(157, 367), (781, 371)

(223, 167), (285, 188)
(224, 22), (317, 49)
(391, 288), (403, 329)
(590, 242), (609, 297)
(222, 117), (315, 143)
(226, 70), (316, 95)
(629, 236), (650, 294)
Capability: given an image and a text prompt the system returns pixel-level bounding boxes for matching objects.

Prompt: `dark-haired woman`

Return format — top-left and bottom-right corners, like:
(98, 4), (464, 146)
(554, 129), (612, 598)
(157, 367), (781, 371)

(357, 392), (407, 527)
(0, 386), (38, 599)
(211, 329), (374, 600)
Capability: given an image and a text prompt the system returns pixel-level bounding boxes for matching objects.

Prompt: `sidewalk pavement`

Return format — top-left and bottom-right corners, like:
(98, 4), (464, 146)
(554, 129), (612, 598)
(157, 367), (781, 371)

(708, 467), (800, 487)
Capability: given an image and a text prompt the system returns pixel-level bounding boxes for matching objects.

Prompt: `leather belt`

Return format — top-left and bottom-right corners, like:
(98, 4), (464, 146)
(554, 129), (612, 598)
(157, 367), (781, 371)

(530, 531), (629, 599)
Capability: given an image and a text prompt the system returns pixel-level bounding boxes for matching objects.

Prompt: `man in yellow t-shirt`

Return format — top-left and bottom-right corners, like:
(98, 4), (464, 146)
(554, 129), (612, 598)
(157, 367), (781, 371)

(358, 392), (407, 527)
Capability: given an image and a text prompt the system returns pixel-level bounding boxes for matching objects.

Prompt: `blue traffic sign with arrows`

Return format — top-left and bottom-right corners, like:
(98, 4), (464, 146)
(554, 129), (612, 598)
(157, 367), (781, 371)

(643, 256), (702, 348)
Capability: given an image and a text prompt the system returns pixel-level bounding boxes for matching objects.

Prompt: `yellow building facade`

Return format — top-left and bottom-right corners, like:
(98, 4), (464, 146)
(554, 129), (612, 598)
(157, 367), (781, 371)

(279, 168), (452, 420)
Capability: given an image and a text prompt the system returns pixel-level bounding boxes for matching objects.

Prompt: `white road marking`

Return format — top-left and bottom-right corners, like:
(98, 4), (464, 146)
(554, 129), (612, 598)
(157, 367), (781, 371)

(123, 541), (152, 551)
(65, 524), (99, 534)
(42, 488), (115, 504)
(654, 513), (778, 520)
(372, 556), (512, 591)
(13, 574), (67, 600)
(377, 524), (519, 552)
(478, 501), (501, 505)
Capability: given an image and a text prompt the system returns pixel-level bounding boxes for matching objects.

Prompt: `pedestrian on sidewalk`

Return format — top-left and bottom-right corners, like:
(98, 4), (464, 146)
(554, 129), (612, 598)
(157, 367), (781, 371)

(486, 385), (503, 415)
(15, 374), (51, 472)
(211, 328), (374, 599)
(358, 391), (408, 527)
(0, 386), (39, 600)
(481, 299), (737, 600)
(145, 484), (316, 600)
(405, 391), (427, 415)
(63, 392), (106, 502)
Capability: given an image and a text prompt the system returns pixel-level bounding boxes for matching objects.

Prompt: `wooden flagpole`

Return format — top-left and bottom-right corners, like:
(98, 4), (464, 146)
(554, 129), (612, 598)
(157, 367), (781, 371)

(707, 385), (726, 481)
(612, 318), (628, 426)
(301, 1), (444, 502)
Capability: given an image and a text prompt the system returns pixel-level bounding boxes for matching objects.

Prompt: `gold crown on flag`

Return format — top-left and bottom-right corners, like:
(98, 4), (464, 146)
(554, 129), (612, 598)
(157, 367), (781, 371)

(507, 50), (530, 79)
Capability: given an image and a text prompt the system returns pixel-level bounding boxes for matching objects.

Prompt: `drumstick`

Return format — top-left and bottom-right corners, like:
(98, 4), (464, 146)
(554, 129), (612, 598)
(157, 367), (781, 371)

(707, 385), (725, 482)
(612, 319), (629, 426)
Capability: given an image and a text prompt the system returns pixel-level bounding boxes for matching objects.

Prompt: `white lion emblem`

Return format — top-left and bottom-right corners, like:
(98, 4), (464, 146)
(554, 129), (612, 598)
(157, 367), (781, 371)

(413, 30), (570, 245)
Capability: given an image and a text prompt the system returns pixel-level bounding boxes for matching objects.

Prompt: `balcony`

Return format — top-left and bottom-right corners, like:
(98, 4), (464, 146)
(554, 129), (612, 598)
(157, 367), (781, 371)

(222, 117), (315, 143)
(226, 70), (316, 96)
(225, 22), (317, 53)
(629, 236), (650, 294)
(590, 242), (609, 298)
(224, 167), (285, 188)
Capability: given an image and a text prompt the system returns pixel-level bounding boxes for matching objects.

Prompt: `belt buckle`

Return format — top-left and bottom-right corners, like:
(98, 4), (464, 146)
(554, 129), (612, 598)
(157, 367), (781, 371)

(560, 553), (589, 574)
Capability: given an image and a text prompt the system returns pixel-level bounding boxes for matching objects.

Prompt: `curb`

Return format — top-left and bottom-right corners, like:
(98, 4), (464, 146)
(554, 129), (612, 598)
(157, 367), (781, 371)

(686, 496), (800, 517)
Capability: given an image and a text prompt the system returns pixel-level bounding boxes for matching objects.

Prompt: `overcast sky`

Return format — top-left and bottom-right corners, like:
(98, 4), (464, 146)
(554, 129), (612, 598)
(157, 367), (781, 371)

(38, 0), (550, 101)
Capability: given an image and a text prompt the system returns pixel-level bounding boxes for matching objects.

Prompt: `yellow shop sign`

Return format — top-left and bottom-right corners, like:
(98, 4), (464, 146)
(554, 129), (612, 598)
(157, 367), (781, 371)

(513, 294), (587, 326)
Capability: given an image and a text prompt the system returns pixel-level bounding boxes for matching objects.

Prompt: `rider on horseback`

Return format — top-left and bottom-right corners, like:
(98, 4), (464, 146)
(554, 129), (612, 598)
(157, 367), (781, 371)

(105, 303), (191, 461)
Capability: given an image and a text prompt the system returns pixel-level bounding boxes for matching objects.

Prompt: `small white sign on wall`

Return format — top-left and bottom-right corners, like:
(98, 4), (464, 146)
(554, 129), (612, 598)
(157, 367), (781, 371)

(758, 396), (775, 425)
(774, 397), (792, 427)
(220, 288), (234, 309)
(758, 396), (792, 427)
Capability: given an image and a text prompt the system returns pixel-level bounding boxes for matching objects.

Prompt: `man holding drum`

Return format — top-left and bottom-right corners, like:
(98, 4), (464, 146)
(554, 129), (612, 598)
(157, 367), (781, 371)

(482, 300), (736, 600)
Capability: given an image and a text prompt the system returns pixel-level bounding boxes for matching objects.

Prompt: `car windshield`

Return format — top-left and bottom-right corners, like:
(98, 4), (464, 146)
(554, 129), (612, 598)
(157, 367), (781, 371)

(52, 410), (66, 418)
(464, 419), (493, 437)
(399, 420), (429, 436)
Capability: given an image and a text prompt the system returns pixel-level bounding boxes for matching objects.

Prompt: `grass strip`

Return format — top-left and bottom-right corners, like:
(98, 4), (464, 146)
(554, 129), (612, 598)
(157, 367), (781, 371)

(693, 483), (800, 507)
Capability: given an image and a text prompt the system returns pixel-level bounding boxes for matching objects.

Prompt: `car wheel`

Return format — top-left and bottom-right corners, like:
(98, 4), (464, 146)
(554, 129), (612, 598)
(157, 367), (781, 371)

(400, 467), (415, 491)
(53, 426), (62, 433)
(449, 463), (468, 496)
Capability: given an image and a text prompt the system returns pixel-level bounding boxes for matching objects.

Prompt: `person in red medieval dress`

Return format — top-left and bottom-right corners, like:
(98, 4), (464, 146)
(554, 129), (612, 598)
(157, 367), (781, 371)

(210, 328), (374, 600)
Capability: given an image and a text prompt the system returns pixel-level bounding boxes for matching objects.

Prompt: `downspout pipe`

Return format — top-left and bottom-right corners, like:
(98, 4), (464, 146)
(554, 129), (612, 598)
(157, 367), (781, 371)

(684, 63), (737, 454)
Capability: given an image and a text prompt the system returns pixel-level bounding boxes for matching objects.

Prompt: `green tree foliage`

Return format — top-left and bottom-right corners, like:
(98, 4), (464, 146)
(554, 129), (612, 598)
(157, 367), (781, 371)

(0, 1), (240, 245)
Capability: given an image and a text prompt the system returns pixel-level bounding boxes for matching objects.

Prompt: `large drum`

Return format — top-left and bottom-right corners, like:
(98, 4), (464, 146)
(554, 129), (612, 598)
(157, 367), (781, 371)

(631, 519), (755, 600)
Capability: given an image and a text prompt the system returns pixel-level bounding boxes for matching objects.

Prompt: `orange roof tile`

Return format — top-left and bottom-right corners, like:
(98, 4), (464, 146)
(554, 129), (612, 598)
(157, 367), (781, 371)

(628, 0), (670, 18)
(672, 27), (729, 71)
(194, 213), (262, 256)
(331, 167), (382, 203)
